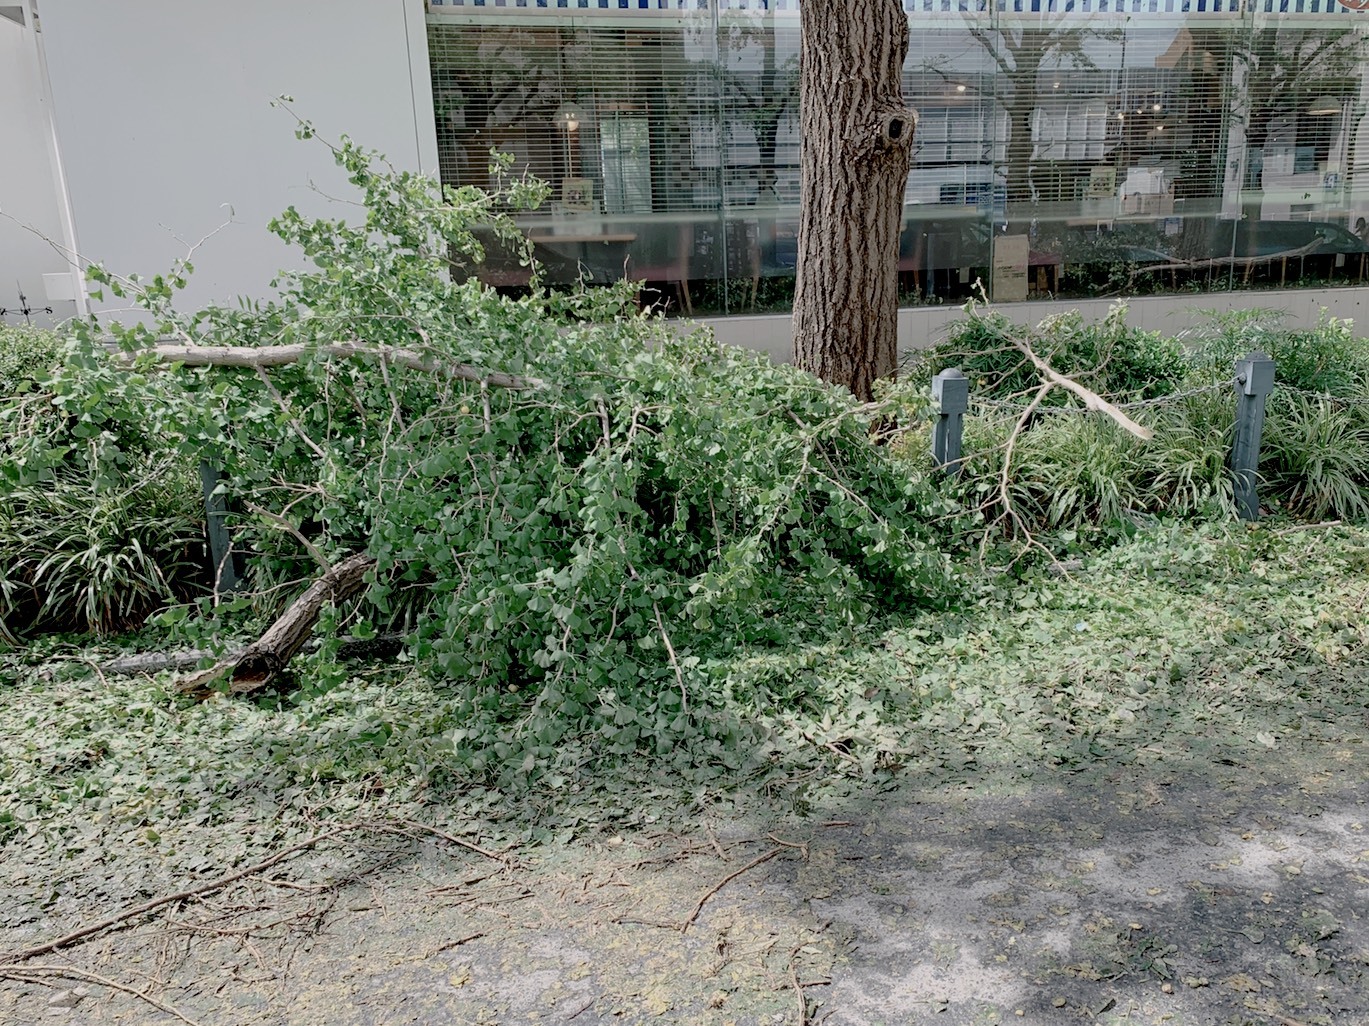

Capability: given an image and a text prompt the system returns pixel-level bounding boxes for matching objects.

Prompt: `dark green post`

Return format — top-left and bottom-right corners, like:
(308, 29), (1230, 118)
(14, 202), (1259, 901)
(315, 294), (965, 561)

(1231, 351), (1276, 522)
(932, 367), (969, 475)
(199, 459), (238, 595)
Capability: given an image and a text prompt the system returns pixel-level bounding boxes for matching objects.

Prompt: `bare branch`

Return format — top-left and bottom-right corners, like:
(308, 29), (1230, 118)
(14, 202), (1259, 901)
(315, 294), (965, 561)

(1010, 339), (1153, 441)
(0, 966), (205, 1026)
(116, 341), (543, 390)
(243, 501), (330, 570)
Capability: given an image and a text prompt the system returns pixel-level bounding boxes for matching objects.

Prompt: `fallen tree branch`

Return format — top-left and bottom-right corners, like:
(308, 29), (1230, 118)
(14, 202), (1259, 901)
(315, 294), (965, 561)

(1011, 340), (1153, 441)
(1, 818), (512, 968)
(0, 965), (206, 1026)
(178, 551), (376, 696)
(116, 340), (542, 390)
(102, 649), (218, 675)
(101, 632), (404, 678)
(681, 846), (785, 934)
(378, 818), (515, 865)
(0, 826), (354, 964)
(243, 500), (330, 570)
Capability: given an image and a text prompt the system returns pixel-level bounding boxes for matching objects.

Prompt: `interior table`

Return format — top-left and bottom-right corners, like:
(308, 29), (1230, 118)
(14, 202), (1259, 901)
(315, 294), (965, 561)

(527, 232), (638, 281)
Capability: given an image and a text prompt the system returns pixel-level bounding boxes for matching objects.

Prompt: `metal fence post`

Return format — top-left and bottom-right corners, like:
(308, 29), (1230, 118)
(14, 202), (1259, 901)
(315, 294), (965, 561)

(1231, 350), (1276, 523)
(932, 367), (969, 475)
(198, 458), (239, 595)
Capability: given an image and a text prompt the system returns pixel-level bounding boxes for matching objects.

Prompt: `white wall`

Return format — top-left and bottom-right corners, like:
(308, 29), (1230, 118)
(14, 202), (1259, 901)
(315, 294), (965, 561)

(36, 0), (439, 317)
(0, 12), (76, 328)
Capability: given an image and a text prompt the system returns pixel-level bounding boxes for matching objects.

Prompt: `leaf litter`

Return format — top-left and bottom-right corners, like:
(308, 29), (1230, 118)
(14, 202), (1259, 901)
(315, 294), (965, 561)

(3, 523), (1369, 1023)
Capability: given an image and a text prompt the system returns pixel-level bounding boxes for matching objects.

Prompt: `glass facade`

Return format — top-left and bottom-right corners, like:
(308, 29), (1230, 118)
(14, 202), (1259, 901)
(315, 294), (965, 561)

(427, 0), (1369, 315)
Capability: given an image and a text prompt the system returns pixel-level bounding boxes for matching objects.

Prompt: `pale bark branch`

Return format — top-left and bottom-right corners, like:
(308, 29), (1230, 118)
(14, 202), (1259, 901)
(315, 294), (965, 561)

(0, 966), (205, 1026)
(1012, 339), (1154, 441)
(117, 341), (543, 390)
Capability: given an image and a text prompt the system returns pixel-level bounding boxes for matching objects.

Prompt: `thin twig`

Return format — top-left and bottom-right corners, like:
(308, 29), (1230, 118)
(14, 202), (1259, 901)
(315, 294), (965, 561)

(653, 601), (688, 713)
(243, 501), (330, 569)
(428, 931), (485, 956)
(564, 995), (597, 1021)
(788, 946), (810, 1026)
(255, 365), (328, 461)
(1272, 520), (1342, 535)
(81, 658), (111, 690)
(383, 819), (514, 865)
(681, 846), (785, 934)
(0, 827), (354, 963)
(704, 823), (728, 861)
(0, 965), (206, 1026)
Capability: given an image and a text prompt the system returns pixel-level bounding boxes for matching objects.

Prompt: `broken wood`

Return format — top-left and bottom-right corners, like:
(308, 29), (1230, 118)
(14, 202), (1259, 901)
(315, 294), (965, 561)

(1012, 339), (1154, 440)
(101, 631), (405, 679)
(116, 340), (542, 391)
(0, 965), (206, 1026)
(103, 649), (217, 675)
(0, 826), (355, 964)
(179, 551), (376, 696)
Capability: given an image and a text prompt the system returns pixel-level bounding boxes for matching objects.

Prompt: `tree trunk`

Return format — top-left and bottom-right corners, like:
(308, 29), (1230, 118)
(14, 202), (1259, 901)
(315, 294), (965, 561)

(792, 0), (917, 403)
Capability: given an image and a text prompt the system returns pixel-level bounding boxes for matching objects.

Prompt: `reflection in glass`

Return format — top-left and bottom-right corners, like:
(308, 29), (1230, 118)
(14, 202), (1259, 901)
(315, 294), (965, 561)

(426, 2), (1369, 315)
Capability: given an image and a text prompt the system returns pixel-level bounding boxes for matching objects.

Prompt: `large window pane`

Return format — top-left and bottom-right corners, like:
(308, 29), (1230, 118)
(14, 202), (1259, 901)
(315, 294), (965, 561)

(427, 2), (1369, 313)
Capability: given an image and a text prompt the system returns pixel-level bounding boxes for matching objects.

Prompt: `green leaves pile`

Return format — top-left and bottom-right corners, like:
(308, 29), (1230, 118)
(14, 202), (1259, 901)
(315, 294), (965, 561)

(1, 130), (951, 779)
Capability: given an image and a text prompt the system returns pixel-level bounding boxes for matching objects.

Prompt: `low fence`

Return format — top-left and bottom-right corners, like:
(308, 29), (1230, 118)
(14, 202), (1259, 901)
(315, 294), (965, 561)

(929, 350), (1369, 523)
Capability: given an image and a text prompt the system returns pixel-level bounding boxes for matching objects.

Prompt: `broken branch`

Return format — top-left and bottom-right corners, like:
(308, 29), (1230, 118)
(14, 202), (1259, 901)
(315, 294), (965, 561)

(0, 826), (354, 964)
(117, 340), (542, 390)
(0, 965), (206, 1026)
(1011, 339), (1153, 441)
(179, 551), (376, 695)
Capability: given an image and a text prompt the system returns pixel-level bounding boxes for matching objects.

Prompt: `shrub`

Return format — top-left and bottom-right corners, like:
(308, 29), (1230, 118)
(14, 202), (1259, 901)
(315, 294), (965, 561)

(920, 388), (1235, 540)
(1262, 395), (1369, 521)
(909, 303), (1190, 404)
(1, 327), (208, 644)
(0, 324), (63, 393)
(2, 129), (955, 781)
(1185, 309), (1369, 396)
(0, 465), (205, 640)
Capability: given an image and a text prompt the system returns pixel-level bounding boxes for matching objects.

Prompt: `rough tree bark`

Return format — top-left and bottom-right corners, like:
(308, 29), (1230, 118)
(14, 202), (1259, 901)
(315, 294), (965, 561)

(179, 552), (376, 697)
(792, 0), (917, 403)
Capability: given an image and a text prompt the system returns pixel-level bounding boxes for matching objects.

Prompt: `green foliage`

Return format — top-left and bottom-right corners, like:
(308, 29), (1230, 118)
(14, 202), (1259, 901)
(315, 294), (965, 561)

(911, 303), (1189, 403)
(899, 305), (1369, 535)
(1262, 395), (1369, 521)
(1181, 310), (1369, 521)
(1, 123), (952, 781)
(1186, 308), (1369, 396)
(922, 389), (1236, 538)
(0, 324), (63, 391)
(0, 466), (204, 640)
(1, 327), (208, 644)
(4, 522), (1367, 877)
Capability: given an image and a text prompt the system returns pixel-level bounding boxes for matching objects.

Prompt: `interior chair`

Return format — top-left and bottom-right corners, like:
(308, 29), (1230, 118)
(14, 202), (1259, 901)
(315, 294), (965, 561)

(629, 222), (693, 316)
